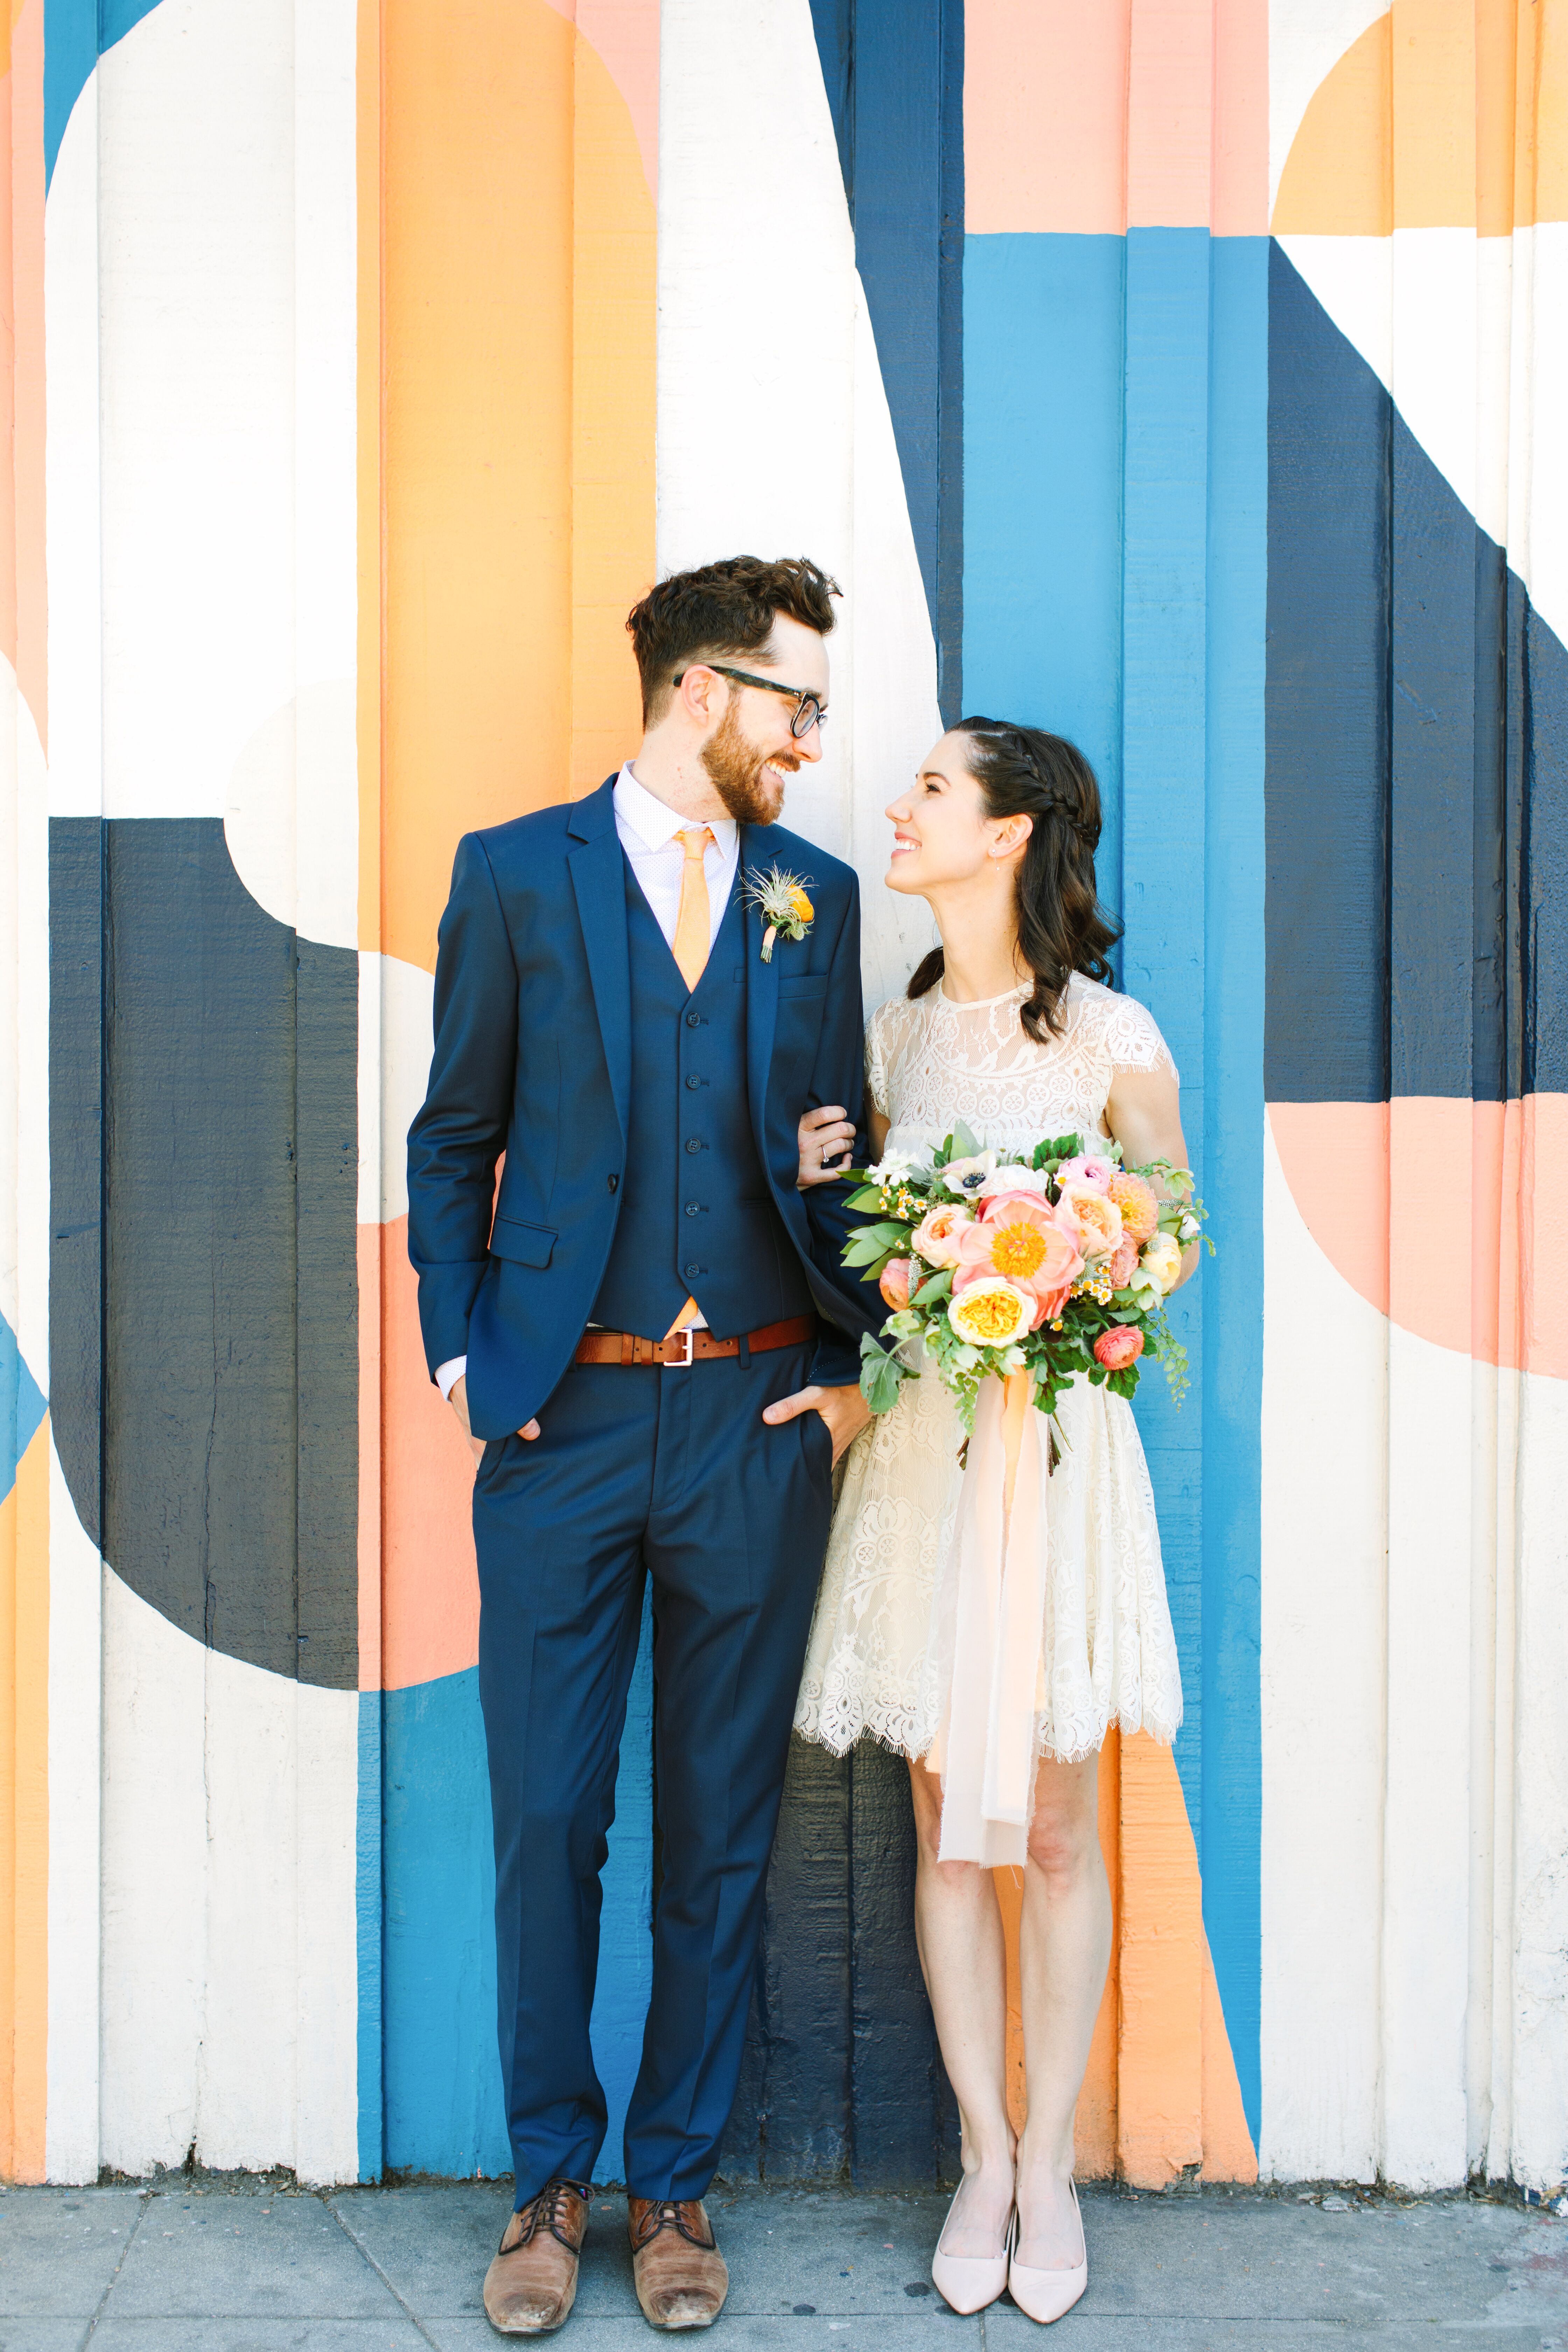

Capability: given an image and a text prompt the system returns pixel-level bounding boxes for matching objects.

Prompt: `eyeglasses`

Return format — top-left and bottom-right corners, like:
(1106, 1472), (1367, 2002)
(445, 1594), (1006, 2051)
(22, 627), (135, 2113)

(672, 663), (827, 740)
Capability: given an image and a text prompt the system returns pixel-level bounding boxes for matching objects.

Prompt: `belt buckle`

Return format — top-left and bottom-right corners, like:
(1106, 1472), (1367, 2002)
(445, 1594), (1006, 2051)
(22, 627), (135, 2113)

(663, 1325), (696, 1368)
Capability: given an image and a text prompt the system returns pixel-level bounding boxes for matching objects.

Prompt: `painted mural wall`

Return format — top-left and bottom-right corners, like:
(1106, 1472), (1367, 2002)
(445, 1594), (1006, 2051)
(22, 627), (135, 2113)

(1, 0), (1563, 2198)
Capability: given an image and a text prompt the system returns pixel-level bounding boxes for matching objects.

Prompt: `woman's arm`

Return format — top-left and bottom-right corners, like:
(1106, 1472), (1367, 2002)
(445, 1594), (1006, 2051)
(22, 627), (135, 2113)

(1105, 1065), (1199, 1292)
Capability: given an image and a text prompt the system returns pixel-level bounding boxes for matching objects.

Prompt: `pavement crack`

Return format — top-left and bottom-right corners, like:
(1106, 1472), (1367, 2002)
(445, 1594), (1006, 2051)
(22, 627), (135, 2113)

(76, 2189), (154, 2348)
(322, 2190), (444, 2348)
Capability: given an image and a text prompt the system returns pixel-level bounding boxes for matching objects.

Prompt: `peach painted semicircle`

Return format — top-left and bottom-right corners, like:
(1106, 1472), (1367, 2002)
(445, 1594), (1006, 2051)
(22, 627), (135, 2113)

(1268, 1097), (1568, 1380)
(1272, 0), (1568, 236)
(539, 0), (658, 196)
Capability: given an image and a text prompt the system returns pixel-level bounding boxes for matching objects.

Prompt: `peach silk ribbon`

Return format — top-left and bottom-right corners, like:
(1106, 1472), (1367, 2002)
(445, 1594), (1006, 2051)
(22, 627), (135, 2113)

(665, 826), (716, 1343)
(925, 1368), (1047, 1866)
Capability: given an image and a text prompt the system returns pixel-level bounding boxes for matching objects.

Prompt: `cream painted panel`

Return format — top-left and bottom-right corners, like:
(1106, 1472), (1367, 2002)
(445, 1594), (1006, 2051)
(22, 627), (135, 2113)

(43, 80), (104, 820)
(1508, 224), (1568, 656)
(225, 681), (358, 949)
(1507, 1366), (1568, 2191)
(657, 0), (938, 1012)
(99, 1571), (208, 2175)
(362, 952), (435, 1228)
(1259, 1115), (1386, 2183)
(93, 0), (298, 818)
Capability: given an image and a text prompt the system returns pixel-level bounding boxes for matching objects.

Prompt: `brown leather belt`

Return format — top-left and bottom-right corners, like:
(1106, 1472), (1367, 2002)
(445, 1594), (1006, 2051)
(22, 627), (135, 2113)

(574, 1314), (817, 1369)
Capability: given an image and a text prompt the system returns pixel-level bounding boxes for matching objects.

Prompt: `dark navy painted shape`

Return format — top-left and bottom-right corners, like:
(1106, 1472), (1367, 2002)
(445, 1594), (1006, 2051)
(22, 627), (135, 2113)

(1265, 242), (1567, 1104)
(49, 817), (359, 1688)
(45, 0), (166, 187)
(809, 0), (965, 719)
(722, 1736), (959, 2187)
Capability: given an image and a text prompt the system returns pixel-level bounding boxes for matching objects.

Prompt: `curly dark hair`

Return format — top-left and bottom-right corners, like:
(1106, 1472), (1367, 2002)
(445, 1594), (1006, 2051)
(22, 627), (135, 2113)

(626, 555), (840, 725)
(907, 718), (1122, 1042)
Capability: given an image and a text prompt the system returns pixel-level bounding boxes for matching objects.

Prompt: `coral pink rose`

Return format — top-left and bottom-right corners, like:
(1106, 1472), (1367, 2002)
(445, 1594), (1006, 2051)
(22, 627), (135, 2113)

(1058, 1182), (1124, 1260)
(1093, 1324), (1144, 1371)
(1056, 1154), (1116, 1193)
(1106, 1238), (1141, 1290)
(955, 1193), (1083, 1310)
(1107, 1170), (1159, 1244)
(879, 1256), (914, 1311)
(910, 1200), (973, 1267)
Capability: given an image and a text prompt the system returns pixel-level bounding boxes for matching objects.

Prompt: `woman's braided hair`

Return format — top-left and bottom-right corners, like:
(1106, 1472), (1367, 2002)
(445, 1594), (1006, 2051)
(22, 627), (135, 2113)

(906, 717), (1121, 1042)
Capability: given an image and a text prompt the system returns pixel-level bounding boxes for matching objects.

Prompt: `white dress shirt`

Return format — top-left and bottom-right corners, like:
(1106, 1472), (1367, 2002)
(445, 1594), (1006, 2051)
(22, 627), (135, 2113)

(435, 766), (740, 1399)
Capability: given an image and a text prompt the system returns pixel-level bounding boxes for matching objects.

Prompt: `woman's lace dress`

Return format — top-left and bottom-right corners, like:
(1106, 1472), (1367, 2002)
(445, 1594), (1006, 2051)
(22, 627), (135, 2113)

(794, 974), (1184, 1770)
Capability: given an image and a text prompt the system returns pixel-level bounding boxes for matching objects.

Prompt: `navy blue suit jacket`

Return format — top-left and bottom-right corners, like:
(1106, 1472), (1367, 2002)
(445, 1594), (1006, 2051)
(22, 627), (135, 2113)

(406, 776), (882, 1441)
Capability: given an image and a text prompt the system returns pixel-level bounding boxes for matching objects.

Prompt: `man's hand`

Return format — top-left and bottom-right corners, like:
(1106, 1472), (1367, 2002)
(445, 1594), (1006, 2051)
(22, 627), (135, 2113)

(762, 1380), (871, 1467)
(450, 1374), (540, 1466)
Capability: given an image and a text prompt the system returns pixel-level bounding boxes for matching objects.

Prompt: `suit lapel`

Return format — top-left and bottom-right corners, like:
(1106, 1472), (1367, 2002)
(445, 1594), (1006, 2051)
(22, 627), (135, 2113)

(741, 828), (780, 1170)
(568, 780), (632, 1147)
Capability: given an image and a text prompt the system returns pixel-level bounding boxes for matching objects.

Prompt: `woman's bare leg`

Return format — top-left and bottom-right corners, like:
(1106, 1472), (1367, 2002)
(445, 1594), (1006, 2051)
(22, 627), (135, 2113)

(907, 1759), (1015, 2256)
(1015, 1750), (1111, 2268)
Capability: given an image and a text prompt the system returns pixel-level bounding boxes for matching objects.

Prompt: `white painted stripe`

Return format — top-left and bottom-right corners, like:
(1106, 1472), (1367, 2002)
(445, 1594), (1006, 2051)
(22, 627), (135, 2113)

(1268, 0), (1388, 219)
(1507, 224), (1568, 662)
(43, 75), (104, 820)
(224, 679), (358, 949)
(360, 951), (433, 1227)
(657, 0), (939, 1013)
(99, 1569), (361, 2181)
(90, 0), (302, 817)
(44, 1449), (103, 2184)
(1260, 1113), (1386, 2184)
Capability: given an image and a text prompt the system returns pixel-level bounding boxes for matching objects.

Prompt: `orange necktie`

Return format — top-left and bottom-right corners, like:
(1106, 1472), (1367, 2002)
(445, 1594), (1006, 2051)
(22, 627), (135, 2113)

(665, 826), (716, 1339)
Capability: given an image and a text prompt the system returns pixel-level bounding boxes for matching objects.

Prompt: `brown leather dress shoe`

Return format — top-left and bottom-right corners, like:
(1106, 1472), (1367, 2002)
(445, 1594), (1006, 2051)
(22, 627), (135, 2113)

(483, 2178), (590, 2335)
(627, 2198), (728, 2330)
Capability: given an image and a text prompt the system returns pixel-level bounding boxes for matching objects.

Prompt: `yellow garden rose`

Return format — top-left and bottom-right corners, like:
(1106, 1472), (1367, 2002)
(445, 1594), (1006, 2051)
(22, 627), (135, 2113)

(947, 1277), (1034, 1349)
(1141, 1232), (1183, 1294)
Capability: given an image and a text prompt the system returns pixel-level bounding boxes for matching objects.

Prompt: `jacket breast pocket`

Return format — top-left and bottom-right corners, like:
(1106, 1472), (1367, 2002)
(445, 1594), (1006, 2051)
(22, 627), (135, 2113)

(489, 1216), (557, 1269)
(776, 972), (828, 1000)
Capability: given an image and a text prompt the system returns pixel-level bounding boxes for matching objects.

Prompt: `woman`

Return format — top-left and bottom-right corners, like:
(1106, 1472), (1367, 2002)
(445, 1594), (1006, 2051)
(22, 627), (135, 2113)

(794, 719), (1194, 2324)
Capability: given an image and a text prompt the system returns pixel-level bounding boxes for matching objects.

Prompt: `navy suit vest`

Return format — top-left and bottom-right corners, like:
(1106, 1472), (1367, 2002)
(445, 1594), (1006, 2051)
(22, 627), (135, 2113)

(590, 859), (812, 1339)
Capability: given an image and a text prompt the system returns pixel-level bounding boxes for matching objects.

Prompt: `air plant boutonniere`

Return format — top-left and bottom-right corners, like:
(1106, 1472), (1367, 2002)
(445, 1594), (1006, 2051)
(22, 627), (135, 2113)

(742, 863), (815, 962)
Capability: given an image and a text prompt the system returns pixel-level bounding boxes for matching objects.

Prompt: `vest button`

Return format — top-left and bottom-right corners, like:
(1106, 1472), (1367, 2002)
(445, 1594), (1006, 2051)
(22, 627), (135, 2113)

(607, 1173), (619, 1192)
(685, 1139), (701, 1154)
(684, 1203), (700, 1217)
(685, 1074), (701, 1089)
(685, 1264), (701, 1278)
(685, 1012), (700, 1028)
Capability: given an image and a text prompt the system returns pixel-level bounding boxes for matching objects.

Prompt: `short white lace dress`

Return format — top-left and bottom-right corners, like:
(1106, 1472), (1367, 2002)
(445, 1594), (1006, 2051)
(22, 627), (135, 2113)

(794, 974), (1185, 1770)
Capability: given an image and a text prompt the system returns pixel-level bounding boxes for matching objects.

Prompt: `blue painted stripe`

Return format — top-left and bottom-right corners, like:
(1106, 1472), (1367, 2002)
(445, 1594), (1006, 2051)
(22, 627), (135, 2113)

(1, 1312), (47, 1506)
(44, 0), (164, 188)
(356, 1690), (384, 2182)
(964, 225), (1265, 2140)
(382, 1603), (653, 2182)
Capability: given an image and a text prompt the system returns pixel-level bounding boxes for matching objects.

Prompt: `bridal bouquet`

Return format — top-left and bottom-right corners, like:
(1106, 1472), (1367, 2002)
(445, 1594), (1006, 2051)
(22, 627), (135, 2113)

(842, 1124), (1208, 1428)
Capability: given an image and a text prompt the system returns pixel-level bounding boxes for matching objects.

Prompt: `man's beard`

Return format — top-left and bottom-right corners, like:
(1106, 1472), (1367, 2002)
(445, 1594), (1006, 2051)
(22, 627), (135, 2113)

(699, 699), (798, 825)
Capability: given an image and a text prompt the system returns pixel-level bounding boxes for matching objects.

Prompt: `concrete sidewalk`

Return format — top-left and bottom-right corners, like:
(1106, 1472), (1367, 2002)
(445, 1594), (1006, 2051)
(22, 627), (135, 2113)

(2, 2177), (1566, 2352)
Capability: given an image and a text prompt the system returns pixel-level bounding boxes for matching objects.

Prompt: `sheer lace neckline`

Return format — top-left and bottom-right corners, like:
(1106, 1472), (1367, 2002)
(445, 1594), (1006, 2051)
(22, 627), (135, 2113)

(937, 980), (1030, 1010)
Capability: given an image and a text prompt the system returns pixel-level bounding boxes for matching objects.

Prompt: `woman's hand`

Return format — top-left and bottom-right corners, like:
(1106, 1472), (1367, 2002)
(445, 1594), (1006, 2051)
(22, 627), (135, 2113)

(797, 1102), (857, 1188)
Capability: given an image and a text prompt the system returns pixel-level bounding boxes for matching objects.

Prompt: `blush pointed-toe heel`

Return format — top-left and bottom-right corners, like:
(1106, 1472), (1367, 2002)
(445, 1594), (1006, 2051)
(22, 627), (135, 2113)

(930, 2190), (1016, 2315)
(1008, 2178), (1088, 2325)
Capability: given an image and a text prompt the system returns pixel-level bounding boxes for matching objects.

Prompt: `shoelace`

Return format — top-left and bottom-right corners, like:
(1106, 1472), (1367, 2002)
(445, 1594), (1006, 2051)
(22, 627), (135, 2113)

(632, 2200), (714, 2251)
(512, 2177), (590, 2250)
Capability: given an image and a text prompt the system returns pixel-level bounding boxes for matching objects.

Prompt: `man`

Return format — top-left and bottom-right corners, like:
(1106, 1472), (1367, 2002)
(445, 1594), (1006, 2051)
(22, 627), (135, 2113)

(406, 555), (877, 2336)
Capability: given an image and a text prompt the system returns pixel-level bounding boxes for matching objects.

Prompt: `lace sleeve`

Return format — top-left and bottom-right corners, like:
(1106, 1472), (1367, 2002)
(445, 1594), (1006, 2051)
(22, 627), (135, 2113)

(865, 1003), (893, 1119)
(1103, 993), (1178, 1085)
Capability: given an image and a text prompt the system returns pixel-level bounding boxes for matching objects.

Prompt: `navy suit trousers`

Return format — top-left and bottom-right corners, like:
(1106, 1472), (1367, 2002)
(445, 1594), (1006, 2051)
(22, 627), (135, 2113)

(472, 1345), (834, 2203)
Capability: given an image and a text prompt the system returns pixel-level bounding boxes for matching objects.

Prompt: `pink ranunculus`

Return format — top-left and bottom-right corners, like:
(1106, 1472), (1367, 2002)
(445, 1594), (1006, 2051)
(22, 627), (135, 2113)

(1106, 1238), (1141, 1290)
(955, 1193), (1083, 1307)
(1058, 1181), (1124, 1260)
(879, 1256), (915, 1311)
(910, 1200), (973, 1267)
(1056, 1154), (1117, 1194)
(1107, 1169), (1160, 1244)
(1093, 1324), (1145, 1371)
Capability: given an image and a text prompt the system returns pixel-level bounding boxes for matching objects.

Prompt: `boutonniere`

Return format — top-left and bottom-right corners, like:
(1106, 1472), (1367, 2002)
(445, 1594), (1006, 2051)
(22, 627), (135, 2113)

(742, 863), (815, 962)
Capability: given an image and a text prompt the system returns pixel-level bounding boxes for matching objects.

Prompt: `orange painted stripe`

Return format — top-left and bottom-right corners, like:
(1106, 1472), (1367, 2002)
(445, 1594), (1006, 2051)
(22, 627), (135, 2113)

(377, 1217), (480, 1692)
(1, 1418), (50, 2183)
(1272, 0), (1567, 235)
(998, 1730), (1256, 2184)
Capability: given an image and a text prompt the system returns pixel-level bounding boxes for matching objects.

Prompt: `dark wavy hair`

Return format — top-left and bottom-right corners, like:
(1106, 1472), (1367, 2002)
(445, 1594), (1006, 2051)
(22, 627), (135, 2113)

(906, 718), (1121, 1042)
(626, 554), (840, 725)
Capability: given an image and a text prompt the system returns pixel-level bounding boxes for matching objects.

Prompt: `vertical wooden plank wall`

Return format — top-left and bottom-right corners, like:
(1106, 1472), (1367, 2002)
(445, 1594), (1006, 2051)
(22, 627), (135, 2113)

(2, 0), (1564, 2202)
